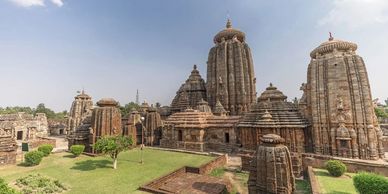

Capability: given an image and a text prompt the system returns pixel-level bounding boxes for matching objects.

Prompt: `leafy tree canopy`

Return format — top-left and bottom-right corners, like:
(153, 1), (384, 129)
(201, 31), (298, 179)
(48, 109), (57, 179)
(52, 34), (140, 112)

(94, 136), (134, 169)
(0, 103), (67, 120)
(119, 102), (140, 117)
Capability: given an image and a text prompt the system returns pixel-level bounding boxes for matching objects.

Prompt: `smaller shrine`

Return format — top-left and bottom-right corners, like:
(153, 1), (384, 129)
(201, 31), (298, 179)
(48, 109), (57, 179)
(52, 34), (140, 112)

(248, 134), (295, 194)
(0, 127), (17, 165)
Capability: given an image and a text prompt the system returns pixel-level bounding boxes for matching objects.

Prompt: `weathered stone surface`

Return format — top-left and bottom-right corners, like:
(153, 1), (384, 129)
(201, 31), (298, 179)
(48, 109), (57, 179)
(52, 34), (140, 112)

(206, 19), (256, 115)
(66, 90), (93, 134)
(0, 112), (48, 141)
(238, 84), (308, 153)
(300, 36), (384, 160)
(248, 134), (295, 194)
(161, 109), (240, 153)
(0, 127), (17, 165)
(89, 98), (122, 153)
(171, 65), (207, 113)
(143, 107), (163, 146)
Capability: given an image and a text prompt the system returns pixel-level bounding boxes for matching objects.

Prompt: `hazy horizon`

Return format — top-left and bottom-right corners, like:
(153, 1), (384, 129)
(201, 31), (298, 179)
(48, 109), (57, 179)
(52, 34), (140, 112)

(1, 0), (387, 112)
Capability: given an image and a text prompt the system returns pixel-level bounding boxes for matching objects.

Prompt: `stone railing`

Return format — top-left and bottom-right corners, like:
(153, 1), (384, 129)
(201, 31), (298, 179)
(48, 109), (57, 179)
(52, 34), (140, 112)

(302, 153), (388, 176)
(139, 154), (227, 193)
(306, 166), (321, 194)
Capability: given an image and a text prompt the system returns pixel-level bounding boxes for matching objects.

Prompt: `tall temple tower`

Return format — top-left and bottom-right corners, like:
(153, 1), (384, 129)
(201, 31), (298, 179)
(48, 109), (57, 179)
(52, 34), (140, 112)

(66, 90), (93, 134)
(300, 34), (384, 160)
(206, 19), (256, 115)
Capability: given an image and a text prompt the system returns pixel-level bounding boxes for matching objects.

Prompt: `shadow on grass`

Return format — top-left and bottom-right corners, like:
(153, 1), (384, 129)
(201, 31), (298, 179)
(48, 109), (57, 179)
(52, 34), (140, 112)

(70, 159), (112, 171)
(63, 154), (76, 158)
(17, 162), (31, 167)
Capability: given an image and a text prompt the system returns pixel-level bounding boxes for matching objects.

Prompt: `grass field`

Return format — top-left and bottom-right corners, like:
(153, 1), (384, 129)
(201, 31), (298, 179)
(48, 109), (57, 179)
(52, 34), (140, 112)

(314, 168), (357, 194)
(0, 148), (214, 194)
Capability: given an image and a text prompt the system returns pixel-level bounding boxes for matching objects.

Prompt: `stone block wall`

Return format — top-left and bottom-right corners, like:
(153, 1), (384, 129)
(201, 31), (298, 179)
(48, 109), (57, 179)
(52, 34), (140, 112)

(29, 137), (56, 149)
(198, 154), (227, 174)
(302, 153), (388, 176)
(0, 151), (17, 166)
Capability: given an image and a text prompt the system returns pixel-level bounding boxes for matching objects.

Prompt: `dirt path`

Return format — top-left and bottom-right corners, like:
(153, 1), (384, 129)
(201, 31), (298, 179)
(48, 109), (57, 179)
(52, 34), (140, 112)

(223, 155), (248, 194)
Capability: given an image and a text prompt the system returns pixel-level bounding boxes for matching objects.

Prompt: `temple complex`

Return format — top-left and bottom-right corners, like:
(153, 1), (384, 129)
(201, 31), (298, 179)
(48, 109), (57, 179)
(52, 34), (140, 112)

(66, 90), (93, 134)
(0, 112), (48, 141)
(206, 19), (257, 115)
(170, 65), (207, 113)
(0, 127), (17, 165)
(300, 35), (385, 160)
(248, 134), (295, 194)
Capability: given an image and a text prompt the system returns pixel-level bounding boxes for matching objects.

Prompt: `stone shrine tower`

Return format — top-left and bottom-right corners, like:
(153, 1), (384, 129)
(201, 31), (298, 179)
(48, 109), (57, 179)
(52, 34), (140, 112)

(67, 90), (93, 134)
(171, 65), (207, 113)
(206, 19), (257, 115)
(300, 35), (384, 159)
(90, 98), (122, 153)
(248, 134), (295, 194)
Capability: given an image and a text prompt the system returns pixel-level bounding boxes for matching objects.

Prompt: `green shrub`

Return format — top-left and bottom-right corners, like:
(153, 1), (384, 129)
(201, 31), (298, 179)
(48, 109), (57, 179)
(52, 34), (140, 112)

(70, 145), (85, 157)
(326, 160), (346, 177)
(24, 151), (44, 166)
(15, 174), (68, 194)
(353, 172), (388, 194)
(37, 144), (54, 157)
(0, 178), (19, 194)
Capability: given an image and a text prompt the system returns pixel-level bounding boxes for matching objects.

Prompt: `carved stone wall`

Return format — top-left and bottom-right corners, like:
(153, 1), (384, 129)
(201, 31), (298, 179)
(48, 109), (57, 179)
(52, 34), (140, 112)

(248, 134), (295, 194)
(301, 36), (384, 160)
(171, 65), (207, 113)
(66, 90), (93, 134)
(89, 98), (122, 153)
(206, 19), (256, 115)
(0, 128), (17, 165)
(144, 108), (163, 146)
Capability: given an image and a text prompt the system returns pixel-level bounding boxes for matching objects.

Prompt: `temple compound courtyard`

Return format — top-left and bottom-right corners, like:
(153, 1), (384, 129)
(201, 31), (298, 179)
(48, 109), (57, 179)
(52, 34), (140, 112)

(1, 18), (388, 194)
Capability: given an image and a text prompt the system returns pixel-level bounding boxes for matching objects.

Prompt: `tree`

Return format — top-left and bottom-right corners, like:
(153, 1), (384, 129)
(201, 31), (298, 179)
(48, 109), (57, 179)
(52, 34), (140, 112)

(375, 107), (388, 118)
(119, 102), (140, 117)
(385, 98), (388, 107)
(35, 103), (56, 119)
(94, 136), (133, 169)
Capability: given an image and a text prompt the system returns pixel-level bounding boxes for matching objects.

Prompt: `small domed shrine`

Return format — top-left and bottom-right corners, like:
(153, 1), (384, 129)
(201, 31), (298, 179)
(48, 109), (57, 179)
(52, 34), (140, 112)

(248, 134), (295, 194)
(171, 65), (207, 113)
(66, 90), (93, 134)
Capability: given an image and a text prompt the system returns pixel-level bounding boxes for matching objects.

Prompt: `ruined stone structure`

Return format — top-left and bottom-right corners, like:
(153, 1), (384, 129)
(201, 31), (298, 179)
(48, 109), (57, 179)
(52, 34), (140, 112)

(206, 19), (256, 115)
(161, 109), (240, 153)
(248, 134), (295, 194)
(90, 98), (122, 153)
(171, 65), (207, 113)
(66, 90), (93, 134)
(300, 35), (385, 159)
(0, 127), (17, 165)
(143, 107), (163, 146)
(0, 112), (48, 141)
(48, 119), (67, 135)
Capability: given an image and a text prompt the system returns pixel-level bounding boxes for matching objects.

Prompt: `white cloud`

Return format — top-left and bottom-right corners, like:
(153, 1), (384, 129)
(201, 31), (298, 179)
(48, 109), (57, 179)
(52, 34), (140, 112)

(50, 0), (63, 7)
(319, 0), (388, 28)
(9, 0), (45, 7)
(9, 0), (64, 7)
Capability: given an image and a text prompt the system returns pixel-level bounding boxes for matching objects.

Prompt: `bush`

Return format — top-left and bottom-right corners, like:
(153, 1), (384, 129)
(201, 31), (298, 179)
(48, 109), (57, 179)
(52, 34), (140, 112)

(70, 145), (85, 157)
(353, 172), (388, 194)
(24, 151), (44, 166)
(15, 174), (68, 194)
(326, 160), (346, 177)
(0, 178), (19, 194)
(38, 144), (54, 157)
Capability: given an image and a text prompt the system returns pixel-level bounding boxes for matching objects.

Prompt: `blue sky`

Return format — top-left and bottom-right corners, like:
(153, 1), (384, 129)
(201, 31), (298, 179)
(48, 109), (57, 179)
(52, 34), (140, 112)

(1, 0), (387, 111)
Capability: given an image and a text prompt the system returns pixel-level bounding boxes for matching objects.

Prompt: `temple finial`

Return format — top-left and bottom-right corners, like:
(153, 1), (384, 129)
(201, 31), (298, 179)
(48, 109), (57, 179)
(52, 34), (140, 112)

(193, 64), (197, 70)
(226, 18), (232, 28)
(270, 82), (273, 87)
(329, 32), (334, 41)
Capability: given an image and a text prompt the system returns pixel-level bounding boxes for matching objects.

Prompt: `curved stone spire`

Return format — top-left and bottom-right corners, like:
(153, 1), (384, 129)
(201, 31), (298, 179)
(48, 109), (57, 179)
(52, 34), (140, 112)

(171, 65), (207, 113)
(207, 20), (256, 115)
(213, 100), (227, 116)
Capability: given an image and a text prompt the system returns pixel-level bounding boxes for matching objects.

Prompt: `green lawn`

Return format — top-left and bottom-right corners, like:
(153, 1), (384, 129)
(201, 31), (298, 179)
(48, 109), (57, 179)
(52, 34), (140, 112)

(0, 148), (214, 194)
(296, 179), (312, 194)
(314, 168), (357, 194)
